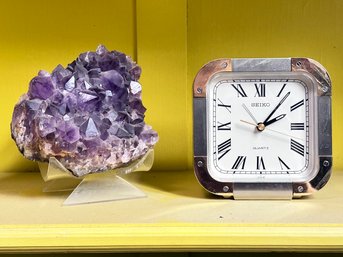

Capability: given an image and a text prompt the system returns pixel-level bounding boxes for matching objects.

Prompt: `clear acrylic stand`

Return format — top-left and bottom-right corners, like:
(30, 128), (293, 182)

(38, 157), (83, 192)
(63, 174), (146, 206)
(38, 150), (154, 206)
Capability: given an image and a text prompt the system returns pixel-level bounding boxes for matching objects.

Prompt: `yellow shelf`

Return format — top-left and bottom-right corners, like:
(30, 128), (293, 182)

(0, 170), (343, 253)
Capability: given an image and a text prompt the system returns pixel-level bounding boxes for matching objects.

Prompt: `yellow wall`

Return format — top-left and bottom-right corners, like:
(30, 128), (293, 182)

(0, 0), (342, 173)
(137, 0), (188, 170)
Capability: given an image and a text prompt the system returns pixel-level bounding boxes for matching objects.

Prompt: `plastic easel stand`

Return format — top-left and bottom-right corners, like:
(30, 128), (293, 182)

(37, 150), (154, 206)
(63, 173), (146, 206)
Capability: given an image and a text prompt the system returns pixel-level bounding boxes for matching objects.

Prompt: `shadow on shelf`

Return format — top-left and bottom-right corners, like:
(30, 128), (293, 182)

(124, 170), (220, 200)
(0, 172), (68, 199)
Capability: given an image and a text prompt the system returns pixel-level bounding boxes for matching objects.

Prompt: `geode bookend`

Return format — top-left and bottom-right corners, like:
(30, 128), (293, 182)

(11, 45), (158, 177)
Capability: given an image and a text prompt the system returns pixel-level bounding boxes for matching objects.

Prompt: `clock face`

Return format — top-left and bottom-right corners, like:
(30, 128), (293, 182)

(207, 74), (315, 182)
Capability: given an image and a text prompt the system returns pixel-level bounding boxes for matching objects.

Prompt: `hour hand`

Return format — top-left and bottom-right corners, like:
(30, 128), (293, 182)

(264, 114), (286, 127)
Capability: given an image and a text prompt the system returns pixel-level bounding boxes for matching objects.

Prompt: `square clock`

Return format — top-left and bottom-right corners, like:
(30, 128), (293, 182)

(193, 58), (332, 199)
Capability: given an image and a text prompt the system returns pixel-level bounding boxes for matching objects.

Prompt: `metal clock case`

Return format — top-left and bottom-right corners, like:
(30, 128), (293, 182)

(193, 58), (332, 199)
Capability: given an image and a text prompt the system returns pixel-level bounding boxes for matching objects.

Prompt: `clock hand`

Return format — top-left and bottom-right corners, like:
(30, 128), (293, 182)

(242, 103), (258, 124)
(264, 114), (287, 127)
(263, 91), (290, 124)
(240, 119), (305, 141)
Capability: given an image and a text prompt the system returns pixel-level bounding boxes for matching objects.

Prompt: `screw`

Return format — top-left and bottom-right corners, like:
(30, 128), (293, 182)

(296, 61), (302, 67)
(196, 87), (202, 94)
(323, 160), (330, 167)
(297, 186), (304, 193)
(322, 86), (329, 93)
(221, 62), (228, 68)
(197, 160), (204, 167)
(223, 186), (230, 192)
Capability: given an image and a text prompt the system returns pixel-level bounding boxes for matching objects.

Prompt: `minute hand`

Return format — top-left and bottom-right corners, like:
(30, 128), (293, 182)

(263, 92), (290, 124)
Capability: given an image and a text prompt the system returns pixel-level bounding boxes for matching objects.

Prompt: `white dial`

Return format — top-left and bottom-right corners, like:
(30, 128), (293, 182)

(207, 78), (310, 182)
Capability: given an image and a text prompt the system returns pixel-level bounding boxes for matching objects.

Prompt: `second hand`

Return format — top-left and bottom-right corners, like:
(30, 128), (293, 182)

(240, 119), (305, 141)
(242, 103), (258, 124)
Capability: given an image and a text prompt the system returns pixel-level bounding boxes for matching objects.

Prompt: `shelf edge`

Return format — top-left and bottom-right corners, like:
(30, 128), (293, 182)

(1, 223), (343, 252)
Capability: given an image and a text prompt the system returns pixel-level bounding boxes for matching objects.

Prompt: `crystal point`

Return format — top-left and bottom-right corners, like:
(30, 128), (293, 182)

(28, 72), (55, 100)
(101, 70), (124, 91)
(96, 44), (109, 55)
(65, 76), (75, 91)
(84, 81), (92, 90)
(85, 118), (99, 137)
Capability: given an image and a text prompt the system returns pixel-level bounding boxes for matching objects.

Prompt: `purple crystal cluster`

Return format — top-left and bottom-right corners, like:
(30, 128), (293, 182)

(11, 45), (158, 177)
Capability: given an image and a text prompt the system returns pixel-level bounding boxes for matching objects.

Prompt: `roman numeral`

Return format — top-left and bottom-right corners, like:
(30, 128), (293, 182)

(232, 156), (246, 169)
(231, 84), (247, 97)
(256, 156), (266, 170)
(218, 122), (231, 130)
(254, 83), (266, 97)
(291, 122), (305, 130)
(290, 99), (304, 112)
(218, 139), (231, 160)
(290, 139), (305, 156)
(277, 83), (287, 97)
(278, 157), (290, 170)
(217, 99), (231, 113)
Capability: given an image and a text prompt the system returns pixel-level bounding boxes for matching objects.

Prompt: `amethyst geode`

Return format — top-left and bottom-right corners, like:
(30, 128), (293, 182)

(11, 45), (158, 177)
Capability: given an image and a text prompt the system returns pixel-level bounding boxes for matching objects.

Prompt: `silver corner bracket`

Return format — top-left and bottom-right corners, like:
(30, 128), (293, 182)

(233, 183), (293, 200)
